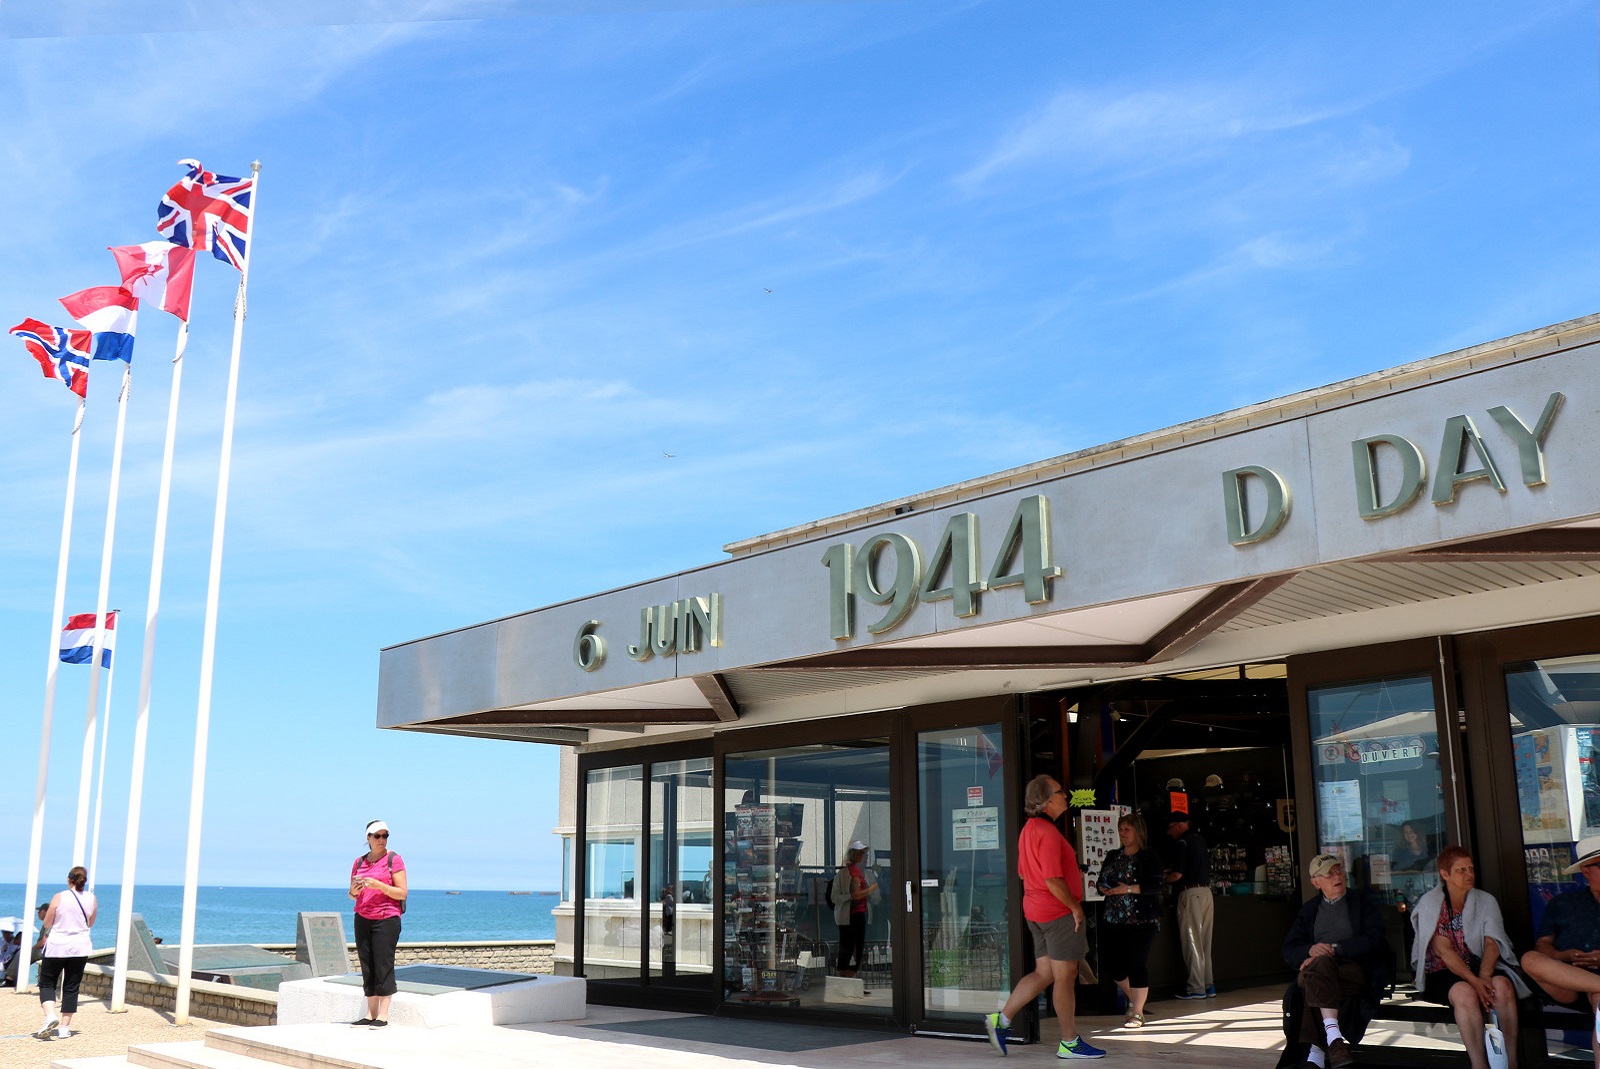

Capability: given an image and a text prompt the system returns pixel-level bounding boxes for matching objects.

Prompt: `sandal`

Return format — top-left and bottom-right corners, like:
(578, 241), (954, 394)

(1124, 1012), (1144, 1028)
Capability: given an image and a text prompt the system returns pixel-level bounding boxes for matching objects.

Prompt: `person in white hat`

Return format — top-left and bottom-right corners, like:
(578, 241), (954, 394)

(831, 840), (877, 978)
(348, 819), (408, 1027)
(1520, 834), (1600, 1064)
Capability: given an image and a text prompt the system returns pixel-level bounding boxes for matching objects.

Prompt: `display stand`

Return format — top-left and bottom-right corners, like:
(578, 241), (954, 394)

(724, 802), (804, 1006)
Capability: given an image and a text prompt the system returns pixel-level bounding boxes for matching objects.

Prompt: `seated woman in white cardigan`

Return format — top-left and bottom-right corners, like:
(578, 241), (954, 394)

(1410, 845), (1525, 1069)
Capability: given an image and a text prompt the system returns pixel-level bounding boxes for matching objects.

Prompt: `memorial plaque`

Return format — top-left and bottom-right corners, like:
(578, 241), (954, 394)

(125, 914), (169, 976)
(295, 912), (351, 976)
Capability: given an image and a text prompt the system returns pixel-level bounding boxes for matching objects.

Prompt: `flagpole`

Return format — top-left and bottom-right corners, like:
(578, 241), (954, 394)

(177, 161), (260, 1025)
(74, 362), (133, 868)
(18, 400), (87, 996)
(88, 611), (118, 893)
(111, 321), (188, 1013)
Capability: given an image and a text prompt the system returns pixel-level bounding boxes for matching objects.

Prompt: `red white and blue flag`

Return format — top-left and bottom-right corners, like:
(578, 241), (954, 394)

(59, 611), (117, 668)
(110, 242), (195, 322)
(9, 319), (110, 397)
(58, 286), (138, 362)
(156, 159), (252, 270)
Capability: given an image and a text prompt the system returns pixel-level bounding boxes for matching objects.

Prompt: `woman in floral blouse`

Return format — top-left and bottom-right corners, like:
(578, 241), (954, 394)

(1096, 813), (1165, 1028)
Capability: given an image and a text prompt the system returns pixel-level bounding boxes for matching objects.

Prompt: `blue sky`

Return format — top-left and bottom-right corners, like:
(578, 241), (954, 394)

(0, 1), (1597, 892)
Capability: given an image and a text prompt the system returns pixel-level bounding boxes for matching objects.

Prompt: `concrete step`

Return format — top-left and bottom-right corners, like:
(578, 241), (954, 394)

(128, 1040), (284, 1069)
(204, 1026), (376, 1069)
(50, 1055), (134, 1069)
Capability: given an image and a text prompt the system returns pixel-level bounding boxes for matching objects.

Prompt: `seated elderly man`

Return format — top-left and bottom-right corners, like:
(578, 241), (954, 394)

(1521, 834), (1600, 1065)
(1281, 854), (1392, 1069)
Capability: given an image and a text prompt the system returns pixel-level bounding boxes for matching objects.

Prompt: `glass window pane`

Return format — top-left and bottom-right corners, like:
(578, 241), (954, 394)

(919, 725), (1011, 1024)
(1306, 675), (1442, 914)
(648, 757), (714, 987)
(1506, 653), (1600, 1061)
(723, 741), (892, 1017)
(1508, 654), (1600, 906)
(584, 765), (642, 981)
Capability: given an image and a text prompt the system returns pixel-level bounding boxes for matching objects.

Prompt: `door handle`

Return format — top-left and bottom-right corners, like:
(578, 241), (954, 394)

(905, 880), (913, 912)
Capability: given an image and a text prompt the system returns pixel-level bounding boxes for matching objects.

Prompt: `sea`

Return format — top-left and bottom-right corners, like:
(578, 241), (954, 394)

(0, 884), (559, 948)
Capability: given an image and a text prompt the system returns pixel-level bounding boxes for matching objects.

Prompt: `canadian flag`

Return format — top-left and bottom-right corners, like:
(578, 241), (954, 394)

(109, 241), (195, 323)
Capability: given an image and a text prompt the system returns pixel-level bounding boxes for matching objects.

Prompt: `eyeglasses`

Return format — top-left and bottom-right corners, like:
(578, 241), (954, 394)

(370, 832), (389, 839)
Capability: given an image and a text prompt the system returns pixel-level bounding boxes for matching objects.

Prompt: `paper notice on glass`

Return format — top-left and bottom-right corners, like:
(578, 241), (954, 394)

(1077, 807), (1130, 903)
(952, 807), (999, 852)
(1318, 780), (1363, 843)
(1516, 727), (1576, 843)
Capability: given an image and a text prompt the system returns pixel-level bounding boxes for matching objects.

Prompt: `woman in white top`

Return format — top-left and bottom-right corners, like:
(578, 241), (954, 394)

(36, 865), (96, 1040)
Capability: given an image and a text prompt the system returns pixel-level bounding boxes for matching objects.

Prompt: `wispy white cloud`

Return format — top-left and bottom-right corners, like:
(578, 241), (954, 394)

(957, 84), (1350, 190)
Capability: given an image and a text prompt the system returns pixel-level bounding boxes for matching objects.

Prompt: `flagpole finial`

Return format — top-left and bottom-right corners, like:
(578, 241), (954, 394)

(251, 160), (261, 174)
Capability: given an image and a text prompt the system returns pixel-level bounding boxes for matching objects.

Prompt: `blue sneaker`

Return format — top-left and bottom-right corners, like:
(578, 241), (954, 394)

(1205, 985), (1217, 998)
(983, 1012), (1009, 1056)
(1174, 990), (1207, 1000)
(1057, 1036), (1106, 1059)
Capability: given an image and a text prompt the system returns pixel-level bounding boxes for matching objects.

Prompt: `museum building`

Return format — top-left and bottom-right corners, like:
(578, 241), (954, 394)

(377, 313), (1600, 1049)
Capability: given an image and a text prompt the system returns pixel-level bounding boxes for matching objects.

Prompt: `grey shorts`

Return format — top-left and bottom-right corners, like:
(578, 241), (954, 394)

(1027, 913), (1088, 963)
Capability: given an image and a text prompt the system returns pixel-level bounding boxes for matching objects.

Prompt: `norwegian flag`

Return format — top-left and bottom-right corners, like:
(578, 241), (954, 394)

(156, 159), (253, 270)
(9, 319), (101, 397)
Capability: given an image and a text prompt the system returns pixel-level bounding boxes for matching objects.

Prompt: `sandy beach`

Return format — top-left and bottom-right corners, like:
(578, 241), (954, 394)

(0, 988), (216, 1069)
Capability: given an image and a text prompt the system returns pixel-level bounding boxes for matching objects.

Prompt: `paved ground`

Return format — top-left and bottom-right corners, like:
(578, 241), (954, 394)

(0, 982), (1475, 1069)
(0, 987), (217, 1069)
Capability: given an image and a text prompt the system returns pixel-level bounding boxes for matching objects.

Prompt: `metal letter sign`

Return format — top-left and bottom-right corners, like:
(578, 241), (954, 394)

(822, 495), (1061, 639)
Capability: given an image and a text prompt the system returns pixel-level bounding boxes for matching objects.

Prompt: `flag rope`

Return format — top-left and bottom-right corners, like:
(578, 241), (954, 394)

(87, 610), (119, 892)
(75, 362), (134, 866)
(176, 160), (260, 1026)
(110, 320), (189, 1012)
(18, 400), (87, 994)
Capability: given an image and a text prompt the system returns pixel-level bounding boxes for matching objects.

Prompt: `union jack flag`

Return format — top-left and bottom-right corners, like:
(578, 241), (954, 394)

(9, 319), (96, 398)
(156, 159), (253, 270)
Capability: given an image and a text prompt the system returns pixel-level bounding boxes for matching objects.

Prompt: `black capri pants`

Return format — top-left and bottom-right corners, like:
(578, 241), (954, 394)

(837, 912), (867, 972)
(354, 914), (402, 997)
(38, 955), (88, 1014)
(1099, 922), (1157, 988)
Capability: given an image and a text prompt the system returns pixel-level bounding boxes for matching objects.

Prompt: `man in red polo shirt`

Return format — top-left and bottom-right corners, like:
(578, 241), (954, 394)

(983, 774), (1106, 1060)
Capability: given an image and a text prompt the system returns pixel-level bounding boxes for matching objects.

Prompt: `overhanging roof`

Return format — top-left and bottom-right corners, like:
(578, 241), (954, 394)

(378, 314), (1600, 742)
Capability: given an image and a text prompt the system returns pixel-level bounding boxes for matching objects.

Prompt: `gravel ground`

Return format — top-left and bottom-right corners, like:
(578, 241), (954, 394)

(0, 987), (219, 1069)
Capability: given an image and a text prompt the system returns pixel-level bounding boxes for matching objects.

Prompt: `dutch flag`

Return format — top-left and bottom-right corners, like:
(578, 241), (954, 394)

(59, 612), (116, 668)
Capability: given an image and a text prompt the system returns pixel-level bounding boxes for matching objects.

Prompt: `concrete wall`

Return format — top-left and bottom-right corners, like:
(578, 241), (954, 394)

(79, 964), (278, 1027)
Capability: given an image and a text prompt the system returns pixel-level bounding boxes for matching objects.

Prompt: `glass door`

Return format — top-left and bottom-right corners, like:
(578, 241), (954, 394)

(721, 741), (894, 1019)
(915, 723), (1012, 1030)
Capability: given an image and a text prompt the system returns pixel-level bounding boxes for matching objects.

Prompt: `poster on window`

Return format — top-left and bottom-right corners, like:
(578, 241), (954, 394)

(1318, 780), (1363, 843)
(1515, 727), (1579, 843)
(952, 806), (999, 852)
(1077, 807), (1130, 903)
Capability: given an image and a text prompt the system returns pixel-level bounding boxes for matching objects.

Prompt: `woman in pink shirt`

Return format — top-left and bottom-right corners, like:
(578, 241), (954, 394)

(349, 819), (407, 1026)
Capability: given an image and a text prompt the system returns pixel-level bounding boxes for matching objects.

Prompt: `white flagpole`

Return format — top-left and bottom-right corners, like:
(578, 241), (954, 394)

(18, 399), (87, 996)
(74, 360), (134, 867)
(177, 161), (260, 1025)
(87, 609), (119, 892)
(112, 322), (188, 1013)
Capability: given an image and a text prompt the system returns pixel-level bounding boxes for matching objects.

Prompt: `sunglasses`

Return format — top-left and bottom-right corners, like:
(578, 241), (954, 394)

(369, 832), (389, 839)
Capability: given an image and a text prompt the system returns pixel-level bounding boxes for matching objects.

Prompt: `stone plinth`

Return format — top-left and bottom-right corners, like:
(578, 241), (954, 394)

(277, 966), (586, 1028)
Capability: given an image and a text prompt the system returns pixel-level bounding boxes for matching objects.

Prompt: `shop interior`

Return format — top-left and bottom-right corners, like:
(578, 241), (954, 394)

(1042, 664), (1301, 1009)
